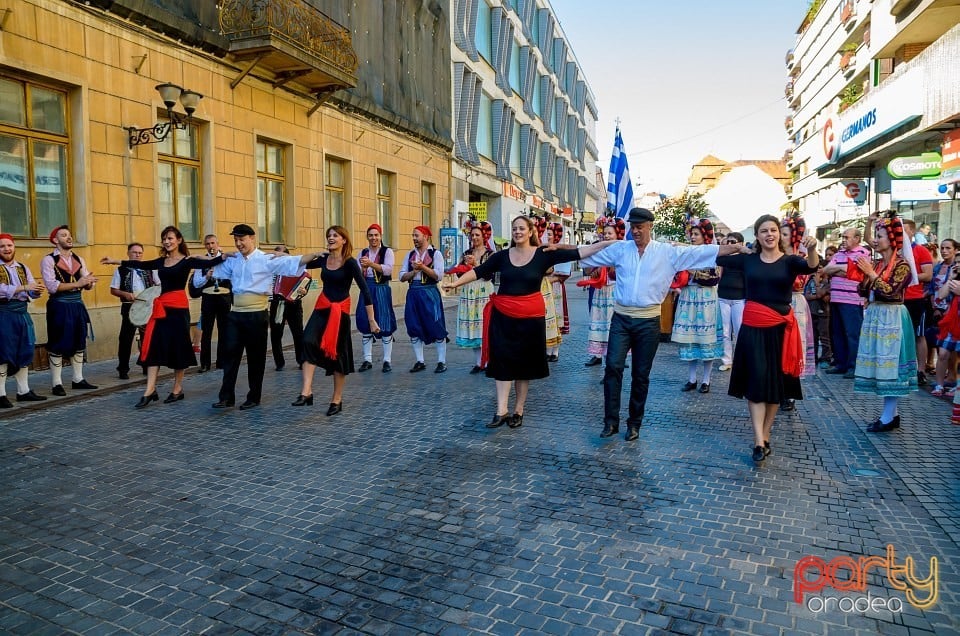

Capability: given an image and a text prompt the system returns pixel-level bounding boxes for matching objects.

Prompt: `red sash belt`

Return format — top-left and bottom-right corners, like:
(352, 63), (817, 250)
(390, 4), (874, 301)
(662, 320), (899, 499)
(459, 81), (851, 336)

(742, 300), (803, 378)
(141, 290), (189, 360)
(313, 293), (351, 360)
(480, 292), (546, 368)
(938, 296), (960, 342)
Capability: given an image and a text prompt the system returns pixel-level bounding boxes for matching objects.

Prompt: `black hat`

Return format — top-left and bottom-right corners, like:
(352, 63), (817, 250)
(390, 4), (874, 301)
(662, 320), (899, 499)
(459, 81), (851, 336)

(627, 208), (655, 224)
(229, 223), (256, 237)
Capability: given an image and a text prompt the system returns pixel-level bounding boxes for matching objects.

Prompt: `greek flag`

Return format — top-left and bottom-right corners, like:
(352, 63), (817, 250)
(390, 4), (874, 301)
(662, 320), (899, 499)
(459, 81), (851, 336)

(606, 127), (634, 219)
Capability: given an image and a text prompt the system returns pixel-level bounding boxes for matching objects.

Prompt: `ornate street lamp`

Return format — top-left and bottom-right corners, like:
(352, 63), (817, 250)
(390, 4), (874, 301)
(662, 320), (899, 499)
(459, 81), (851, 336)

(126, 83), (203, 149)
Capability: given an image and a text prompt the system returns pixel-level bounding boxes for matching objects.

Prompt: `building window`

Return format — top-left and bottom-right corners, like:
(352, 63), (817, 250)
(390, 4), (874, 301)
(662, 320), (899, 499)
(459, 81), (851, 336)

(158, 122), (200, 241)
(377, 170), (394, 243)
(477, 92), (493, 159)
(0, 76), (70, 238)
(324, 156), (346, 229)
(421, 182), (433, 228)
(509, 40), (521, 93)
(510, 124), (522, 179)
(256, 140), (284, 244)
(532, 75), (541, 116)
(476, 1), (492, 63)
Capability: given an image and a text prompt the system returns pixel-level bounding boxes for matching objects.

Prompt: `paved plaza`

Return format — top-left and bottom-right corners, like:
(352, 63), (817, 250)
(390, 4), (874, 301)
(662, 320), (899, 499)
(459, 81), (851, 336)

(1, 288), (958, 635)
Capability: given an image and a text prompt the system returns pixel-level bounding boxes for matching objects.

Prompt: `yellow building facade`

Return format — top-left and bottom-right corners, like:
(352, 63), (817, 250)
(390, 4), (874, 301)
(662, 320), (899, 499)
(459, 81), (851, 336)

(1, 0), (451, 362)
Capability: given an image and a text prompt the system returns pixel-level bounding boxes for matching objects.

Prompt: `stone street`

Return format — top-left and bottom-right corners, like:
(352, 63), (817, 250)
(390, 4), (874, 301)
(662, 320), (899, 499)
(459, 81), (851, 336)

(1, 288), (957, 635)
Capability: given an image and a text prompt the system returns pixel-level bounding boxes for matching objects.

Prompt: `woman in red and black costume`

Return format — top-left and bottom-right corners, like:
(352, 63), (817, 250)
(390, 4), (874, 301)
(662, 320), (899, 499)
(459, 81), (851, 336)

(443, 216), (616, 428)
(101, 226), (222, 408)
(716, 214), (819, 462)
(294, 226), (379, 416)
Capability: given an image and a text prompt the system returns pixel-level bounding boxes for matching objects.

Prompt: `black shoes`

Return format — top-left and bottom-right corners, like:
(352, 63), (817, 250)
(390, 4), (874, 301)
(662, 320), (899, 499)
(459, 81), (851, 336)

(435, 362), (448, 374)
(291, 394), (314, 407)
(410, 361), (427, 373)
(212, 400), (234, 409)
(469, 365), (484, 374)
(866, 415), (900, 433)
(72, 380), (97, 390)
(118, 371), (129, 380)
(198, 366), (210, 374)
(486, 413), (511, 428)
(917, 371), (928, 386)
(382, 362), (392, 373)
(0, 396), (12, 409)
(51, 385), (66, 396)
(681, 381), (698, 392)
(135, 392), (159, 409)
(600, 424), (619, 438)
(358, 361), (373, 372)
(547, 354), (559, 362)
(585, 356), (602, 367)
(239, 400), (259, 410)
(326, 402), (342, 416)
(508, 413), (523, 428)
(275, 364), (285, 371)
(764, 440), (772, 457)
(16, 390), (46, 402)
(825, 366), (846, 374)
(698, 383), (710, 394)
(163, 392), (184, 404)
(625, 425), (640, 441)
(752, 446), (765, 462)
(781, 399), (796, 412)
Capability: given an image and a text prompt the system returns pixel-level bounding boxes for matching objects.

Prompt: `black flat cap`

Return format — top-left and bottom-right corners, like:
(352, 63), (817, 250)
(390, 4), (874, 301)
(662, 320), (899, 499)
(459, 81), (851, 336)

(230, 223), (256, 237)
(627, 208), (655, 224)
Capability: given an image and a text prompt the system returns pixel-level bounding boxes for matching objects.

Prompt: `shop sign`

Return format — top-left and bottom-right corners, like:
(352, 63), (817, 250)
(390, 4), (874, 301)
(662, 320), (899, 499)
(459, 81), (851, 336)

(502, 181), (525, 202)
(562, 206), (574, 218)
(814, 70), (922, 170)
(582, 212), (596, 224)
(891, 179), (951, 202)
(468, 201), (488, 221)
(887, 153), (941, 179)
(841, 180), (867, 205)
(942, 129), (960, 185)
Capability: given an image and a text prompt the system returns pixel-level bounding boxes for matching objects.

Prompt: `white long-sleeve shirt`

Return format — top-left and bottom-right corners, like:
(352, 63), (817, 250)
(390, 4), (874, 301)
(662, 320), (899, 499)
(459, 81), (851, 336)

(399, 246), (444, 283)
(580, 240), (720, 309)
(210, 250), (304, 295)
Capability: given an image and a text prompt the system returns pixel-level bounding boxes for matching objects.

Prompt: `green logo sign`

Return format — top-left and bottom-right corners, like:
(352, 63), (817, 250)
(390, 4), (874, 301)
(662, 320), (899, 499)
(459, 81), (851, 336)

(887, 153), (942, 179)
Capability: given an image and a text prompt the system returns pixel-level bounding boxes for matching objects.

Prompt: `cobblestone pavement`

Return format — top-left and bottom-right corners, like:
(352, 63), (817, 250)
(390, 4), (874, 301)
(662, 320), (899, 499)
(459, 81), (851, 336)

(1, 287), (957, 635)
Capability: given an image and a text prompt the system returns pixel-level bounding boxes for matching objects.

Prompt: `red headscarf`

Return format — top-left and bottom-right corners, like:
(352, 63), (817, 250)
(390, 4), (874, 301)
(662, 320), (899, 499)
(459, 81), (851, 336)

(367, 223), (383, 235)
(413, 225), (432, 238)
(49, 225), (68, 244)
(479, 221), (495, 252)
(0, 233), (14, 243)
(695, 219), (715, 245)
(782, 214), (806, 253)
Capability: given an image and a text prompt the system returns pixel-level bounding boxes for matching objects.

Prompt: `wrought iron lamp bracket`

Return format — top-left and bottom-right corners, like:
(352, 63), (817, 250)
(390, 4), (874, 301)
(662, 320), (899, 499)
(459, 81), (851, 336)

(126, 109), (189, 149)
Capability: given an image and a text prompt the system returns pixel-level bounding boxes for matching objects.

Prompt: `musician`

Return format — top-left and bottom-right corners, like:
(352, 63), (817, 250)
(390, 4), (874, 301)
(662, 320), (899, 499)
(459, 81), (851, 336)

(269, 245), (306, 371)
(0, 233), (47, 407)
(191, 234), (232, 372)
(399, 225), (448, 373)
(40, 225), (98, 396)
(206, 224), (306, 410)
(357, 224), (397, 372)
(110, 242), (159, 379)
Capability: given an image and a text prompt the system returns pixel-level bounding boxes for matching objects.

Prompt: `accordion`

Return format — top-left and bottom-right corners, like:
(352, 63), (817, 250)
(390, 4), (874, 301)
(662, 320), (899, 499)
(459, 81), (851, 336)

(273, 272), (312, 302)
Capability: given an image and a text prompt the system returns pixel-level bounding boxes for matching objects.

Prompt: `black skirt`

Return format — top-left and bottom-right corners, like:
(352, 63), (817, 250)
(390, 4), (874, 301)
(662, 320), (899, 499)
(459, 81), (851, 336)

(728, 323), (803, 403)
(303, 308), (355, 375)
(139, 307), (196, 370)
(485, 308), (549, 381)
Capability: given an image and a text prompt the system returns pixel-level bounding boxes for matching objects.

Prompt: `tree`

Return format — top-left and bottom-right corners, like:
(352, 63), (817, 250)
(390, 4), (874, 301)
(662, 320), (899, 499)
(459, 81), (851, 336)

(654, 192), (711, 242)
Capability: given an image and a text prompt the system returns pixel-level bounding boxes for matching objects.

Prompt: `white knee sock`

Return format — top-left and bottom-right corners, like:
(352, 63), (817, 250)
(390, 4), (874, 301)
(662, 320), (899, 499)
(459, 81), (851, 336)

(412, 339), (424, 363)
(50, 354), (63, 387)
(382, 335), (393, 363)
(362, 335), (373, 362)
(688, 361), (699, 384)
(71, 352), (85, 382)
(702, 360), (714, 384)
(437, 341), (447, 364)
(882, 396), (898, 424)
(475, 348), (482, 366)
(0, 363), (7, 397)
(14, 367), (29, 394)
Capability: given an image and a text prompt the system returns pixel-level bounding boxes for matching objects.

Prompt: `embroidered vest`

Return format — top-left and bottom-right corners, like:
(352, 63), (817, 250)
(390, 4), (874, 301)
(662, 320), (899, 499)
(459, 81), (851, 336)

(407, 248), (437, 286)
(360, 246), (391, 283)
(51, 253), (84, 298)
(0, 262), (27, 297)
(117, 265), (155, 302)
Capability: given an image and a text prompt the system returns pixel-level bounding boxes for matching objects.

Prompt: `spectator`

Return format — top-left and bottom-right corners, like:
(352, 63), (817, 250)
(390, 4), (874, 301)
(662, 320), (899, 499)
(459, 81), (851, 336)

(822, 227), (870, 378)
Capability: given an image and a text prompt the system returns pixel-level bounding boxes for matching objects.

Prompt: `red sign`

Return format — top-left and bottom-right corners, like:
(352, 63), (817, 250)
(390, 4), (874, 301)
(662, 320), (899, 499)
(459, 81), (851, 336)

(502, 182), (525, 202)
(823, 117), (839, 164)
(942, 129), (960, 172)
(845, 182), (861, 199)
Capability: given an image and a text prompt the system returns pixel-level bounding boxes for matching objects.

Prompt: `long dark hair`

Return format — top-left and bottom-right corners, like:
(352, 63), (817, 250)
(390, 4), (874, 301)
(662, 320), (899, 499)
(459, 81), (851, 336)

(753, 214), (782, 253)
(160, 226), (189, 257)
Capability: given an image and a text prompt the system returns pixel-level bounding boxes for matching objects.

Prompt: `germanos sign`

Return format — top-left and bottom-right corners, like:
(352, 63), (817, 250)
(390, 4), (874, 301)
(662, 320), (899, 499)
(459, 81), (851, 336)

(887, 153), (942, 179)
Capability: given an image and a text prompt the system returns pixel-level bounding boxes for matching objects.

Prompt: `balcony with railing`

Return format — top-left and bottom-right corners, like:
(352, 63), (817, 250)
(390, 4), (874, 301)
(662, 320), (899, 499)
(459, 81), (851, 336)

(219, 0), (358, 98)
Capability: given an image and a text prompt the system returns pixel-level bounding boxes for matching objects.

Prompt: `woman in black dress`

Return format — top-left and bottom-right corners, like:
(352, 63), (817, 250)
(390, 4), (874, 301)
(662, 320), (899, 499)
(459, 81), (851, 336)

(443, 216), (615, 428)
(101, 226), (222, 408)
(716, 215), (819, 462)
(293, 226), (379, 416)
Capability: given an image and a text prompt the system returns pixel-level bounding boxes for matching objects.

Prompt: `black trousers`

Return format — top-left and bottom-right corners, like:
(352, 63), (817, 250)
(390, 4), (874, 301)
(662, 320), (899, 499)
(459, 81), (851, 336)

(116, 304), (144, 373)
(602, 313), (661, 429)
(269, 299), (304, 368)
(218, 310), (268, 404)
(200, 293), (232, 369)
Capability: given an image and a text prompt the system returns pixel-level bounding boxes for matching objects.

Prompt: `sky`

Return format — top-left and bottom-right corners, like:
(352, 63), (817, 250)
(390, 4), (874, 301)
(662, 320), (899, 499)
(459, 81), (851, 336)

(548, 0), (811, 196)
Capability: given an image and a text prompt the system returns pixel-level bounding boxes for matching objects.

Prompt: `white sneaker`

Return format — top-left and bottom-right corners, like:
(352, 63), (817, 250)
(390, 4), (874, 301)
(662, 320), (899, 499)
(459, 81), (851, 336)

(718, 364), (732, 372)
